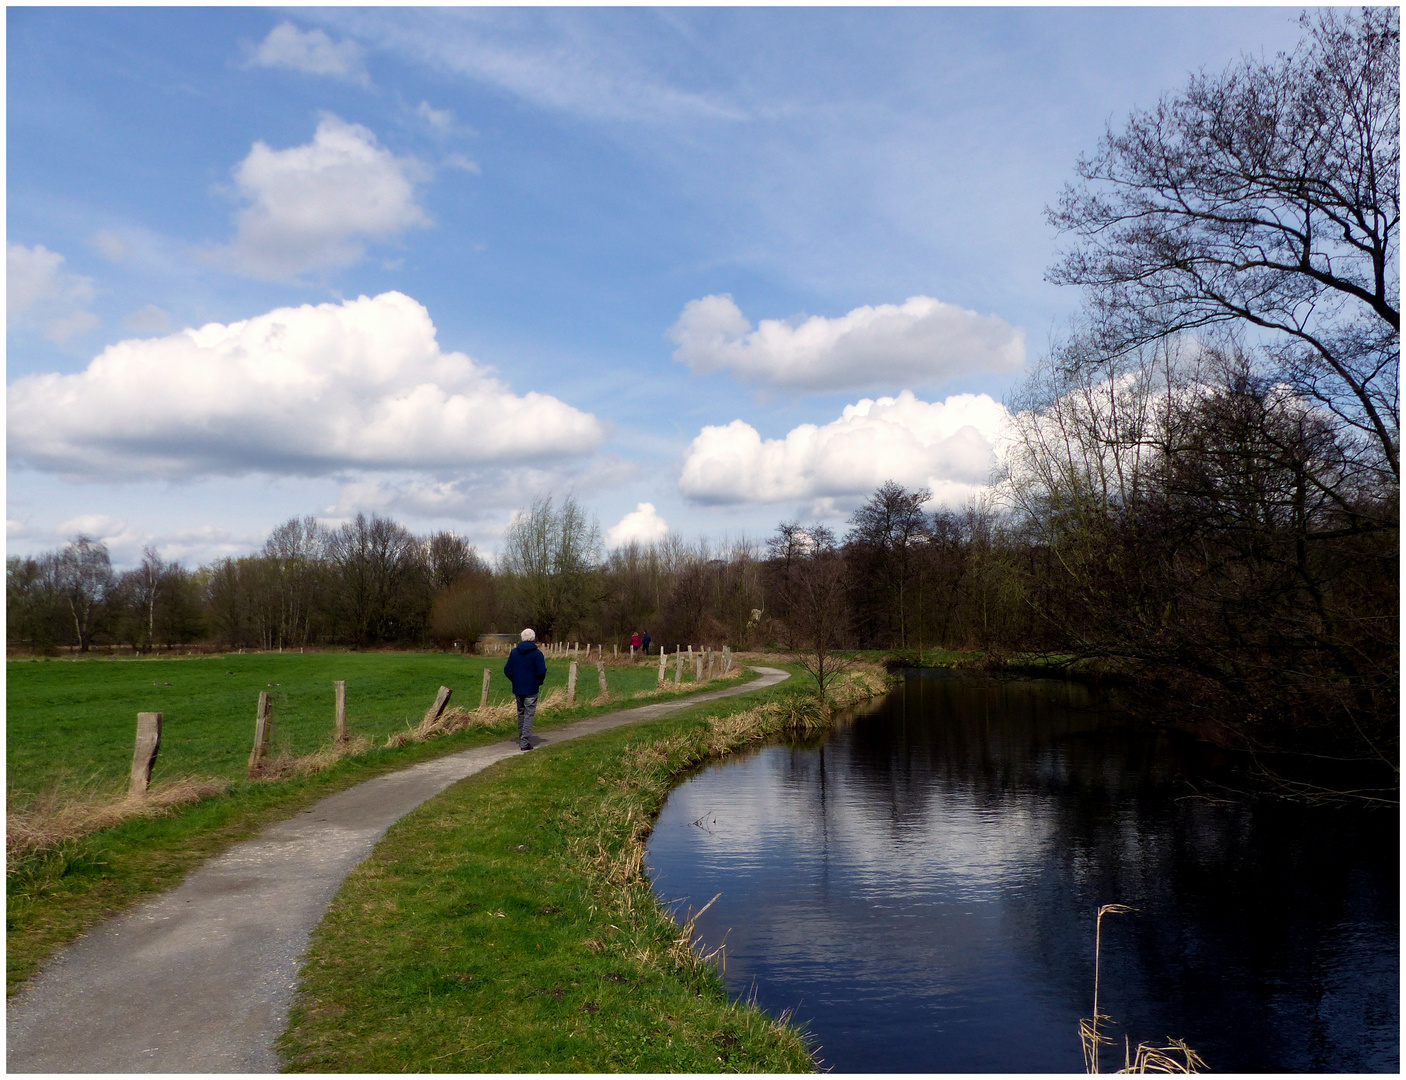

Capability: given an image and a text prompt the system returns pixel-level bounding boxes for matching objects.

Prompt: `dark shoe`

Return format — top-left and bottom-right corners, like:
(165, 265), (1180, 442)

(520, 742), (533, 751)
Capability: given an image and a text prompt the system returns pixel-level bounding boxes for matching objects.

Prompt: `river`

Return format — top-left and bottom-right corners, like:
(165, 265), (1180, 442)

(644, 672), (1399, 1072)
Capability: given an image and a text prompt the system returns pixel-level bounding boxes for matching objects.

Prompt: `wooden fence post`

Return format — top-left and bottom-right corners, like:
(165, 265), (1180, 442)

(129, 711), (162, 798)
(613, 644), (618, 659)
(248, 692), (272, 776)
(723, 645), (732, 673)
(597, 662), (608, 699)
(334, 681), (347, 746)
(657, 650), (667, 684)
(707, 649), (715, 679)
(568, 661), (578, 706)
(694, 651), (703, 681)
(674, 647), (683, 686)
(480, 668), (491, 710)
(423, 685), (453, 726)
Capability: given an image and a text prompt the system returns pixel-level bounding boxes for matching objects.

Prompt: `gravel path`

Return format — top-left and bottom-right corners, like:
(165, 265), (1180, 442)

(7, 667), (789, 1074)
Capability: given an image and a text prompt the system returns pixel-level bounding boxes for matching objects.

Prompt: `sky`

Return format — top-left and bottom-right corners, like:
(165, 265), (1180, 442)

(6, 6), (1312, 569)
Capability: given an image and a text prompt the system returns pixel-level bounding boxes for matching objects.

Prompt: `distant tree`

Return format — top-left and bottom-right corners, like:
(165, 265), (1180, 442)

(500, 495), (601, 639)
(785, 529), (853, 705)
(54, 536), (114, 651)
(844, 481), (931, 648)
(6, 553), (64, 652)
(328, 513), (427, 645)
(1049, 7), (1400, 484)
(425, 531), (483, 593)
(263, 516), (328, 648)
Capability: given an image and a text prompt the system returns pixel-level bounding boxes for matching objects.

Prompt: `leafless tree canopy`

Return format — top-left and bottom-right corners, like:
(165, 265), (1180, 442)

(1048, 8), (1400, 482)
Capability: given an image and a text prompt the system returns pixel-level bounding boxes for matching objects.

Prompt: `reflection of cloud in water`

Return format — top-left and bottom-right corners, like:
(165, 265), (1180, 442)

(645, 676), (1399, 1073)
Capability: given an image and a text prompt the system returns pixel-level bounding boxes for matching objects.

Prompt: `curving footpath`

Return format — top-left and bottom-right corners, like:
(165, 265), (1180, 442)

(7, 666), (790, 1073)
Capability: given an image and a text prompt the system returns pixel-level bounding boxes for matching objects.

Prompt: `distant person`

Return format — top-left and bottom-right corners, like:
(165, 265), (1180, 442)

(503, 628), (547, 751)
(630, 631), (642, 653)
(641, 630), (652, 655)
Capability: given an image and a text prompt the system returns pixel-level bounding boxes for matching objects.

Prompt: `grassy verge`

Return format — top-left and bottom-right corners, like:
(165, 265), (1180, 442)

(278, 663), (888, 1072)
(6, 658), (757, 997)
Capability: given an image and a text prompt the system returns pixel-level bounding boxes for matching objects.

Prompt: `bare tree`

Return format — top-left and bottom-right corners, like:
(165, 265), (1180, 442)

(844, 481), (931, 648)
(786, 531), (853, 706)
(1049, 8), (1400, 483)
(54, 536), (114, 651)
(500, 495), (601, 639)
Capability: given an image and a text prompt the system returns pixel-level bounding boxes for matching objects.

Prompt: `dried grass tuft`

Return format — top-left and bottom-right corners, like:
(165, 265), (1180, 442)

(7, 775), (231, 859)
(252, 736), (375, 779)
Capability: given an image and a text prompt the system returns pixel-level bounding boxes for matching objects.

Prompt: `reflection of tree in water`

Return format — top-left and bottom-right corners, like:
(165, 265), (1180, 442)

(782, 674), (1398, 1072)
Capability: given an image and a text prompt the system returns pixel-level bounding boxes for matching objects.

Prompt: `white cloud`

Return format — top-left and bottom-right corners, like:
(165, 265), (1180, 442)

(7, 242), (100, 343)
(214, 114), (429, 280)
(124, 304), (172, 334)
(91, 231), (128, 261)
(668, 294), (1025, 392)
(246, 22), (369, 84)
(443, 154), (483, 175)
(314, 11), (743, 127)
(415, 101), (456, 131)
(8, 291), (607, 480)
(606, 502), (669, 548)
(678, 390), (1009, 508)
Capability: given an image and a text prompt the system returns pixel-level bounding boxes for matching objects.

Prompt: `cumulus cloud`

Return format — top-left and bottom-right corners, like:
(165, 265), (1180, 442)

(214, 114), (429, 279)
(606, 502), (669, 548)
(678, 390), (1009, 509)
(7, 242), (100, 343)
(8, 291), (607, 480)
(246, 22), (369, 83)
(668, 294), (1025, 392)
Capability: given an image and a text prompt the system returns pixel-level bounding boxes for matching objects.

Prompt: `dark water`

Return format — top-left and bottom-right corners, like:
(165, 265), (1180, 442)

(644, 673), (1399, 1073)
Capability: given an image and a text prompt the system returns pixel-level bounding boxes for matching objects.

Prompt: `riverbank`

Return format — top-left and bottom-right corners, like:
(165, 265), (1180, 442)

(277, 663), (889, 1071)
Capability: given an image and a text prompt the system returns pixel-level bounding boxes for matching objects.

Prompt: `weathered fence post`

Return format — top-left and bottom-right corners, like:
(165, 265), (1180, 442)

(568, 661), (578, 706)
(658, 650), (667, 684)
(694, 651), (703, 681)
(334, 681), (347, 746)
(723, 645), (732, 673)
(675, 646), (683, 686)
(597, 662), (609, 699)
(423, 685), (453, 726)
(707, 648), (715, 679)
(248, 692), (272, 776)
(613, 644), (618, 659)
(129, 711), (162, 798)
(480, 668), (491, 710)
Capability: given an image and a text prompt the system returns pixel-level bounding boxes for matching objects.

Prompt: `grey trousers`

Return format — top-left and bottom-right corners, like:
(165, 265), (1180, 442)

(515, 694), (538, 748)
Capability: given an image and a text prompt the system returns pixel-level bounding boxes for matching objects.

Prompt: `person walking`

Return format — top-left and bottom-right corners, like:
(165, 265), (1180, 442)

(630, 631), (642, 654)
(641, 630), (652, 656)
(503, 628), (547, 751)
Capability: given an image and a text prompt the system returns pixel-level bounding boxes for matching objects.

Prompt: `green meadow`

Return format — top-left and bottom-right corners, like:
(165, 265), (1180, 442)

(7, 650), (688, 805)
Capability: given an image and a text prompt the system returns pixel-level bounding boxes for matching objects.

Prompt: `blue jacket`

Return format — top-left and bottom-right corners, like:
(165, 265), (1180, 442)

(503, 640), (547, 696)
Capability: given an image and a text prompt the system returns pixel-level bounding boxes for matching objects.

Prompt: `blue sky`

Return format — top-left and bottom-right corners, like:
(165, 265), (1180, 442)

(7, 7), (1310, 568)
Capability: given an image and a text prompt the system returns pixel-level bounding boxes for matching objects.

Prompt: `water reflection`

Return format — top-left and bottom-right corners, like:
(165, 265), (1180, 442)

(645, 674), (1398, 1073)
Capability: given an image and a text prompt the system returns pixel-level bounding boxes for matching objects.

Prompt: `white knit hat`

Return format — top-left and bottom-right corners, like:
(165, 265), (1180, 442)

(520, 628), (536, 641)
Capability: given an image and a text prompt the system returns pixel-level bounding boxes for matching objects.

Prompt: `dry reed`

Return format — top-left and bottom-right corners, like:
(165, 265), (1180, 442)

(249, 736), (375, 779)
(7, 776), (231, 860)
(1079, 903), (1205, 1074)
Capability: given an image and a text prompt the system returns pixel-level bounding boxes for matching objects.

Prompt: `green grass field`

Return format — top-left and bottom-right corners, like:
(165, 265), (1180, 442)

(7, 650), (693, 805)
(6, 649), (755, 995)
